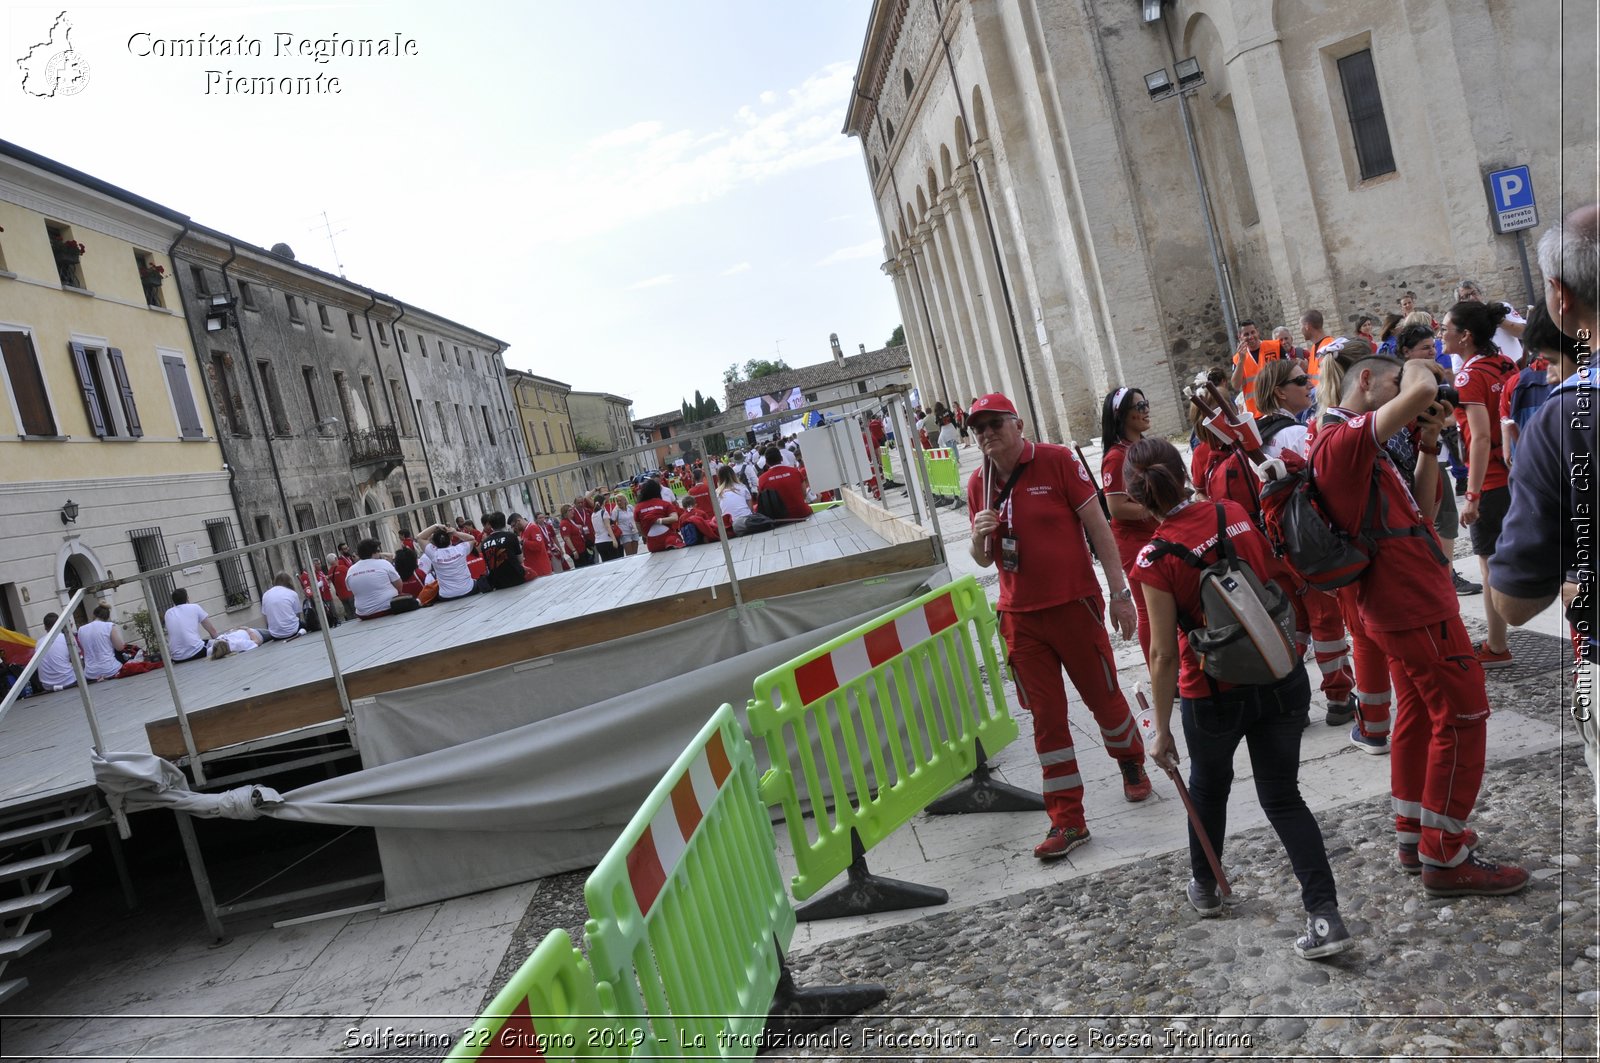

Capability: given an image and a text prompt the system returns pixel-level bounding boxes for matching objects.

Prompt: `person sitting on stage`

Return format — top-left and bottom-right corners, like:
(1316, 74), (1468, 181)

(509, 513), (553, 580)
(260, 573), (304, 641)
(163, 589), (217, 665)
(634, 479), (685, 552)
(418, 523), (479, 601)
(393, 546), (425, 597)
(477, 512), (526, 590)
(755, 445), (810, 521)
(345, 538), (404, 619)
(34, 613), (77, 692)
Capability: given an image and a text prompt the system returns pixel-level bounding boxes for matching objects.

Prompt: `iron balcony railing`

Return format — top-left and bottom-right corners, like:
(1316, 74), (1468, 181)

(347, 424), (402, 465)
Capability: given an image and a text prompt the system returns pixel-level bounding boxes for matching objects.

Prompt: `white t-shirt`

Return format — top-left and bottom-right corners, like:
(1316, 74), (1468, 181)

(78, 619), (121, 680)
(164, 602), (211, 662)
(719, 487), (754, 521)
(1258, 409), (1312, 461)
(261, 585), (301, 639)
(591, 508), (615, 546)
(35, 631), (76, 689)
(614, 505), (638, 541)
(345, 558), (401, 617)
(208, 629), (260, 656)
(423, 541), (475, 599)
(1492, 300), (1525, 366)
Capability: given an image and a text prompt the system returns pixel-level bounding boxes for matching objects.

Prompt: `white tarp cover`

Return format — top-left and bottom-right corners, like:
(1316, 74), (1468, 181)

(94, 566), (947, 909)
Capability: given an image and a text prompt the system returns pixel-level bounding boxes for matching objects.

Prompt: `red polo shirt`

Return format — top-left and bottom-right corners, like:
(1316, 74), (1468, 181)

(1101, 439), (1160, 567)
(756, 465), (808, 519)
(1310, 412), (1456, 633)
(965, 441), (1100, 612)
(520, 522), (553, 578)
(1454, 352), (1517, 492)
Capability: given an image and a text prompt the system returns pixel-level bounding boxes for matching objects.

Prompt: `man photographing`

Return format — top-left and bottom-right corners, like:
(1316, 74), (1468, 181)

(966, 393), (1151, 862)
(1311, 351), (1527, 897)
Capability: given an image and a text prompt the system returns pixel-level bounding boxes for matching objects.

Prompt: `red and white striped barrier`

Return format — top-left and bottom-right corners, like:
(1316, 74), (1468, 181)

(623, 728), (733, 915)
(792, 593), (960, 706)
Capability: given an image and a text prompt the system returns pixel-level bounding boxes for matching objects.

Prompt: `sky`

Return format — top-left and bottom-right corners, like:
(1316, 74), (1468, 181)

(4, 1), (902, 419)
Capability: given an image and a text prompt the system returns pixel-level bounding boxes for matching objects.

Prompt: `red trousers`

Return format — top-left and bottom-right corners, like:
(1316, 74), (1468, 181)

(1371, 616), (1489, 868)
(1001, 599), (1144, 830)
(1299, 586), (1353, 704)
(1336, 585), (1391, 737)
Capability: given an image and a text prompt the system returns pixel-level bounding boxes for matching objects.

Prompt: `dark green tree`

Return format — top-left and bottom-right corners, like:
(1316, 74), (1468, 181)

(886, 324), (905, 348)
(743, 358), (790, 380)
(680, 390), (726, 456)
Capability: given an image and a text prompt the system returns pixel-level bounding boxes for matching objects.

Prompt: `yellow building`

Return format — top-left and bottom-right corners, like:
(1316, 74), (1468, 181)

(505, 368), (581, 512)
(0, 143), (243, 638)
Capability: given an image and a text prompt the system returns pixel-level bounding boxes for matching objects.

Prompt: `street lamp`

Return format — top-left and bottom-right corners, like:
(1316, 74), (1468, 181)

(1140, 50), (1238, 346)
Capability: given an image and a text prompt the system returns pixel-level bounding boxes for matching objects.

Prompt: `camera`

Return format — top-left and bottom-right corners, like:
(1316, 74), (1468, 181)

(1425, 384), (1460, 419)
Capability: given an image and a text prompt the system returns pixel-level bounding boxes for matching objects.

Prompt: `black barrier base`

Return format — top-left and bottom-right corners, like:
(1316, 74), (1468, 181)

(925, 739), (1046, 815)
(793, 829), (947, 922)
(760, 935), (887, 1053)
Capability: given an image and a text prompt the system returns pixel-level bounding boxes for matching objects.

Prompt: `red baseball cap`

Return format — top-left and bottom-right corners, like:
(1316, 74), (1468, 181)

(967, 393), (1018, 419)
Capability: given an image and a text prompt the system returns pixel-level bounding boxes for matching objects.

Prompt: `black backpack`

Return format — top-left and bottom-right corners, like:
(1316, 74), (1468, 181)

(1147, 505), (1299, 686)
(1258, 429), (1449, 592)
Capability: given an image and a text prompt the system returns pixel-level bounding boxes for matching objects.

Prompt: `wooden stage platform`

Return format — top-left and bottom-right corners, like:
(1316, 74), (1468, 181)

(0, 505), (937, 810)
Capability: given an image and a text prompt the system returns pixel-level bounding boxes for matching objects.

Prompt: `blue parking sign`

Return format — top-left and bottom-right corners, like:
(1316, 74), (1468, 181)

(1486, 166), (1537, 233)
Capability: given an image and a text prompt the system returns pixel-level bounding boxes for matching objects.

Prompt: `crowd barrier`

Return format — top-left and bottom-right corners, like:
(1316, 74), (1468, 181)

(878, 445), (895, 484)
(747, 576), (1040, 920)
(582, 704), (884, 1057)
(445, 929), (605, 1061)
(923, 447), (961, 500)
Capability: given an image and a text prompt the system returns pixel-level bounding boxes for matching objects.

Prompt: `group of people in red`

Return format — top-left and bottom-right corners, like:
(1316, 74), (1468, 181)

(963, 267), (1585, 962)
(278, 440), (817, 624)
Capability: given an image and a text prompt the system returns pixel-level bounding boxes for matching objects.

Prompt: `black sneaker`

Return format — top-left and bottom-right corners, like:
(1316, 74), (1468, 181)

(1452, 571), (1483, 596)
(1324, 696), (1357, 726)
(1294, 911), (1353, 960)
(1186, 879), (1222, 918)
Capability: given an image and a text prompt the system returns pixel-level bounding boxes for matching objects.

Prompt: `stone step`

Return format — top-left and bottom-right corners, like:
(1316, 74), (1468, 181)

(0, 977), (29, 1006)
(0, 846), (89, 884)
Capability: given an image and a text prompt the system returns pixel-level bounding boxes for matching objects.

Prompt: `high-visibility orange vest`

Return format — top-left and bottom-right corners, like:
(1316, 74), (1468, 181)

(1305, 336), (1335, 392)
(1237, 341), (1286, 415)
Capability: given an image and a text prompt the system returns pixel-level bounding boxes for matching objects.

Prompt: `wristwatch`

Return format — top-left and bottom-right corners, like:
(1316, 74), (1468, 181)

(1109, 588), (1133, 602)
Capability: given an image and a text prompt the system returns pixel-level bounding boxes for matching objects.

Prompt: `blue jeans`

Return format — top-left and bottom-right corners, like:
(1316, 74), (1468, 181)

(1180, 668), (1338, 914)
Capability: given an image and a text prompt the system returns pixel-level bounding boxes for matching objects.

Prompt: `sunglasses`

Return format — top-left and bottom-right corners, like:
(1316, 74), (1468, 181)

(1288, 376), (1311, 387)
(970, 418), (1011, 435)
(1130, 401), (1150, 412)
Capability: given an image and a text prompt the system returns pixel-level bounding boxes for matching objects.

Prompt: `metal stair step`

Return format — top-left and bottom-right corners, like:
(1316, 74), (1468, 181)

(0, 977), (29, 1006)
(0, 807), (109, 849)
(0, 845), (89, 884)
(0, 885), (70, 920)
(0, 929), (50, 962)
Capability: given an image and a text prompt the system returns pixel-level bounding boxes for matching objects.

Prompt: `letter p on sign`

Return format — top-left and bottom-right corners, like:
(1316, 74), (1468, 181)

(1487, 165), (1536, 233)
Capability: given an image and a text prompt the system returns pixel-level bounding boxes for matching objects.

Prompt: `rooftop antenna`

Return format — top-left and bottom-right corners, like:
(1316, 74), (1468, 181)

(311, 211), (348, 277)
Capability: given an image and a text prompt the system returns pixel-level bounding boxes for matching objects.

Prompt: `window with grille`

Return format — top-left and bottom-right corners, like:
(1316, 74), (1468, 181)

(205, 518), (251, 608)
(128, 526), (175, 610)
(1336, 49), (1396, 181)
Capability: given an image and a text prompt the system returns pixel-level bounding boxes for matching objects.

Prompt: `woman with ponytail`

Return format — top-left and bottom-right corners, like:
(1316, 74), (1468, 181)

(1125, 436), (1352, 960)
(1099, 387), (1159, 664)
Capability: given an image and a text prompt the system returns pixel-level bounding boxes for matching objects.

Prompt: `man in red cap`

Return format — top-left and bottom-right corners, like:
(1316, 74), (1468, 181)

(966, 392), (1152, 860)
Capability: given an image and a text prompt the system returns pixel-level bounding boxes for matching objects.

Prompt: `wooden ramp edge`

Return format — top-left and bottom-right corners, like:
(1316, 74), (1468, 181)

(145, 538), (939, 760)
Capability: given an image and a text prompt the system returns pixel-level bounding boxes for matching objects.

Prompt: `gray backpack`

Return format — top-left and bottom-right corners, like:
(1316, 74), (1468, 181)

(1147, 505), (1299, 687)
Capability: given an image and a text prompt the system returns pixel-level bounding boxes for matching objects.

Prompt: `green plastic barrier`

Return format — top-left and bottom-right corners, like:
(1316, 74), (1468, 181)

(808, 501), (842, 513)
(748, 576), (1026, 913)
(446, 928), (610, 1061)
(582, 704), (796, 1058)
(878, 445), (894, 482)
(924, 447), (960, 498)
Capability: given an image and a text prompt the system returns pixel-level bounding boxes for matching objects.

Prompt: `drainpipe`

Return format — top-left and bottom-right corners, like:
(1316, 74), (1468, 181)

(167, 222), (253, 590)
(390, 304), (441, 504)
(215, 240), (296, 539)
(360, 292), (405, 541)
(491, 344), (534, 512)
(929, 0), (1042, 430)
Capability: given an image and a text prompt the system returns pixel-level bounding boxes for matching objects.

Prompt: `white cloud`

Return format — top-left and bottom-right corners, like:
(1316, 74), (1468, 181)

(815, 239), (883, 267)
(488, 62), (859, 247)
(627, 273), (675, 290)
(721, 262), (752, 276)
